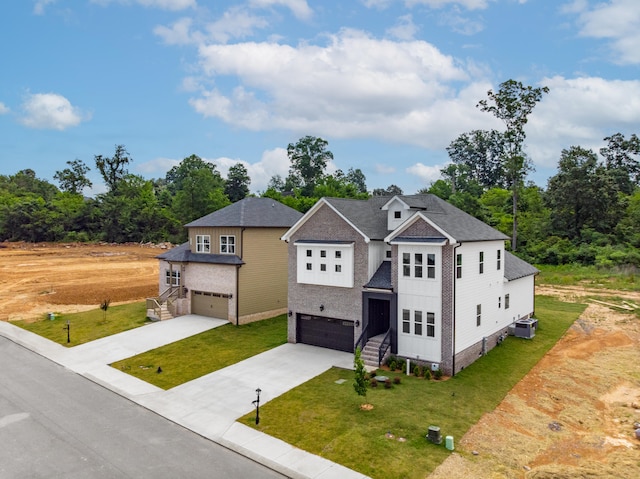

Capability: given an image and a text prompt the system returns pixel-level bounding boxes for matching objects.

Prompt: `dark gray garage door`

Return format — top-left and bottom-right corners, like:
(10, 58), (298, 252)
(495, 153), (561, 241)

(191, 291), (229, 320)
(296, 314), (354, 353)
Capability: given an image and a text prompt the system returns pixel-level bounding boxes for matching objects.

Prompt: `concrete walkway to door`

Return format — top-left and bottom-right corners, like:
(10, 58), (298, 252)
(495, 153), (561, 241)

(0, 315), (368, 479)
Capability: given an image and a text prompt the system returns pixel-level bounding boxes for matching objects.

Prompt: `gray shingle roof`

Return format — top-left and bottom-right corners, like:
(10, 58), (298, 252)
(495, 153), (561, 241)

(324, 194), (508, 242)
(185, 197), (303, 228)
(157, 242), (244, 265)
(364, 261), (392, 290)
(504, 251), (539, 280)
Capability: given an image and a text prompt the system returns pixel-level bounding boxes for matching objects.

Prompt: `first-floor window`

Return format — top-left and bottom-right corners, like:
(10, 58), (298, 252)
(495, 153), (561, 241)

(414, 311), (423, 335)
(320, 264), (327, 272)
(505, 294), (510, 309)
(306, 263), (312, 270)
(220, 235), (235, 254)
(165, 269), (181, 286)
(402, 309), (410, 333)
(196, 235), (210, 253)
(476, 304), (482, 327)
(426, 312), (435, 337)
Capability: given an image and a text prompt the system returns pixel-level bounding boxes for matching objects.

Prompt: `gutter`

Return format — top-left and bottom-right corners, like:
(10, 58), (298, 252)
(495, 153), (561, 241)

(236, 227), (245, 327)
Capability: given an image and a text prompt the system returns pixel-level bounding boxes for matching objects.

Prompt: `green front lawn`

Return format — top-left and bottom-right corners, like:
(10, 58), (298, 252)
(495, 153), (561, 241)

(111, 314), (287, 389)
(13, 302), (151, 346)
(239, 296), (586, 479)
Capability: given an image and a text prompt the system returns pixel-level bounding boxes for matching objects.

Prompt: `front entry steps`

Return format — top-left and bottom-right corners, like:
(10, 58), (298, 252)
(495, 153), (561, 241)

(361, 334), (389, 369)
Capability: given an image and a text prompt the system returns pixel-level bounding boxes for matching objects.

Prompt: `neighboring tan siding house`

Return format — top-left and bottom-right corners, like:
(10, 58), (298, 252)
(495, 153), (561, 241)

(281, 194), (539, 375)
(157, 197), (303, 325)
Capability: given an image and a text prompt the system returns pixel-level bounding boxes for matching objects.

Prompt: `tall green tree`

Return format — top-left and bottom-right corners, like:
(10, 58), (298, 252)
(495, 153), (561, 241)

(54, 159), (92, 194)
(225, 163), (251, 202)
(95, 145), (132, 192)
(287, 136), (334, 196)
(477, 79), (549, 251)
(446, 129), (506, 189)
(600, 132), (640, 194)
(372, 184), (403, 196)
(545, 146), (619, 241)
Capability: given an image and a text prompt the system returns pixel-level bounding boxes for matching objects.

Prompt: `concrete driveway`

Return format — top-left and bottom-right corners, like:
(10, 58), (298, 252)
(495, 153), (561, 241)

(0, 316), (367, 479)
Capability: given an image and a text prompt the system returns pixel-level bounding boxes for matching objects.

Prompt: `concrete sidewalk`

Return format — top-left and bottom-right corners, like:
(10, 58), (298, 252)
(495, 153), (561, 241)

(0, 317), (368, 479)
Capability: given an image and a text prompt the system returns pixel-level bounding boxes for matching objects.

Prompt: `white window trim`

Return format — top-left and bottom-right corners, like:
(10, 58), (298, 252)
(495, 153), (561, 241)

(220, 235), (236, 254)
(165, 269), (181, 286)
(196, 235), (210, 253)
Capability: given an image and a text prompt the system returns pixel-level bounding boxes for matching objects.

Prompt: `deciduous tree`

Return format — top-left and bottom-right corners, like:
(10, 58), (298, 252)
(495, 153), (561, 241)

(477, 79), (549, 251)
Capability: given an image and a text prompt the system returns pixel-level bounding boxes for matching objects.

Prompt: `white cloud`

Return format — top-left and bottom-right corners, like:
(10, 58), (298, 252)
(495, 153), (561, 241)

(249, 0), (313, 20)
(136, 157), (180, 174)
(524, 75), (640, 168)
(572, 0), (640, 64)
(439, 6), (485, 35)
(205, 148), (289, 192)
(375, 163), (396, 174)
(190, 29), (476, 149)
(406, 162), (444, 185)
(386, 14), (419, 40)
(405, 0), (492, 10)
(0, 102), (9, 114)
(19, 93), (88, 130)
(154, 17), (204, 45)
(90, 0), (196, 10)
(33, 0), (56, 15)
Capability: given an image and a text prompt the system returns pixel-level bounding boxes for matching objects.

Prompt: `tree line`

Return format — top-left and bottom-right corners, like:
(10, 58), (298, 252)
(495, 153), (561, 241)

(2, 79), (639, 268)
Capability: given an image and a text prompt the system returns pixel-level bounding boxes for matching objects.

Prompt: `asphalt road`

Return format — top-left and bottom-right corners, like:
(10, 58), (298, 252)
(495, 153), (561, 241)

(0, 336), (285, 479)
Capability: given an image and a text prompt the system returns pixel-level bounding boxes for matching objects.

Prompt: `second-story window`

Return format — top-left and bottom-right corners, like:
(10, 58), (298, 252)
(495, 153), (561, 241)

(497, 250), (501, 270)
(196, 235), (210, 253)
(427, 254), (436, 278)
(456, 254), (463, 279)
(220, 235), (235, 254)
(479, 251), (484, 274)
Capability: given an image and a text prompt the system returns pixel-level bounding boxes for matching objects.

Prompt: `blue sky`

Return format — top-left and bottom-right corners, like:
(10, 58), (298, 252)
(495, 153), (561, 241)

(1, 0), (639, 195)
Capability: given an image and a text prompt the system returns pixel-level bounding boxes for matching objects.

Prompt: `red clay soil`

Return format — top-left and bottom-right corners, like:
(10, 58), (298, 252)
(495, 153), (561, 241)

(0, 242), (163, 322)
(429, 285), (640, 479)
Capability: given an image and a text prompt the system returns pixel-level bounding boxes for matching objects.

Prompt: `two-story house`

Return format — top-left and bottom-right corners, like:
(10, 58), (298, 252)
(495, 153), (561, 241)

(281, 194), (538, 375)
(155, 197), (303, 325)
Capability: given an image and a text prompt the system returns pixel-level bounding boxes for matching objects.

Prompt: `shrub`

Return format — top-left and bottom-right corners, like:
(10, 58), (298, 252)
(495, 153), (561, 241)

(386, 355), (396, 367)
(434, 369), (443, 380)
(413, 364), (421, 377)
(424, 369), (432, 380)
(401, 362), (407, 374)
(389, 360), (397, 371)
(384, 378), (392, 389)
(370, 378), (378, 388)
(393, 376), (401, 385)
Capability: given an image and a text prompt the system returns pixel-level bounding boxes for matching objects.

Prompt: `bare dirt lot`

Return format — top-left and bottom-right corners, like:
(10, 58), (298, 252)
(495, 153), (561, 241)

(430, 285), (640, 478)
(2, 243), (639, 476)
(0, 242), (162, 321)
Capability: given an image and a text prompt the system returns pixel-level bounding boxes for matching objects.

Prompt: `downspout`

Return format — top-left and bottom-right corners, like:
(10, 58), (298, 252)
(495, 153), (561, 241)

(236, 227), (245, 327)
(452, 242), (461, 377)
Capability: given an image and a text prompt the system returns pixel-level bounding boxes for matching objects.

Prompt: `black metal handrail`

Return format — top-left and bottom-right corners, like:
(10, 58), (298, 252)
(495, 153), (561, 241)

(378, 328), (392, 366)
(354, 324), (369, 352)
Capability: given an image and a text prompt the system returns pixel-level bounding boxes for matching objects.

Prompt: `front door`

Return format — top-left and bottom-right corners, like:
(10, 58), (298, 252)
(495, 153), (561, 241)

(368, 298), (390, 337)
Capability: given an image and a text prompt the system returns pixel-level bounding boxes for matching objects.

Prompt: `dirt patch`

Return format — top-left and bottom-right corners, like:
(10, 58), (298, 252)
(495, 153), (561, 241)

(0, 242), (167, 321)
(429, 285), (640, 479)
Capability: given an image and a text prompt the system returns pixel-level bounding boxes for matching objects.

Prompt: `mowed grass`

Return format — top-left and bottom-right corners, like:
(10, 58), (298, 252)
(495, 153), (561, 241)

(537, 264), (640, 291)
(239, 296), (586, 479)
(111, 314), (287, 389)
(13, 302), (150, 346)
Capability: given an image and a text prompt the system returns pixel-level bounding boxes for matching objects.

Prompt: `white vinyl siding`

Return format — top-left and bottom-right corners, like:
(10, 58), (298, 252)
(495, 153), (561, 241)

(296, 243), (354, 288)
(397, 244), (442, 362)
(454, 240), (506, 353)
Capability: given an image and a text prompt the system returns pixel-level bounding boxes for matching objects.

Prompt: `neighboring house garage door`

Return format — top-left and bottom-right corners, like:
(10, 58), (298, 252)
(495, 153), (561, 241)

(191, 291), (229, 320)
(296, 314), (354, 353)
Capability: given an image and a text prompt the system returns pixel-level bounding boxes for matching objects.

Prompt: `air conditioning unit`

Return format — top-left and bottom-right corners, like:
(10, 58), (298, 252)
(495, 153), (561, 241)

(508, 318), (537, 339)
